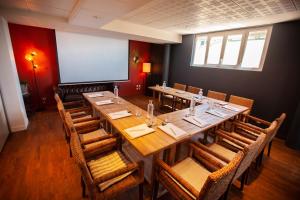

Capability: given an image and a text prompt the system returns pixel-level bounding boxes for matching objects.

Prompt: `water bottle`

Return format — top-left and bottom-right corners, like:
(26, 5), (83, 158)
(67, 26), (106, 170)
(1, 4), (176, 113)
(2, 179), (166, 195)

(189, 96), (196, 116)
(198, 89), (203, 100)
(147, 100), (154, 120)
(114, 85), (119, 98)
(162, 81), (166, 90)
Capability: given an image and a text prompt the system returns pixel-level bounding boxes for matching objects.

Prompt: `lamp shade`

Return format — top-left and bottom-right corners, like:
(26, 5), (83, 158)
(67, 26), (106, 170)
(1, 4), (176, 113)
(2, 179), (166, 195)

(143, 63), (151, 73)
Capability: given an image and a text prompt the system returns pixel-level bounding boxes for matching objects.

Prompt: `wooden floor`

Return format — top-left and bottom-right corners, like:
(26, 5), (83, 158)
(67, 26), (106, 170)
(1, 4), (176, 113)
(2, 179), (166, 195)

(0, 95), (299, 200)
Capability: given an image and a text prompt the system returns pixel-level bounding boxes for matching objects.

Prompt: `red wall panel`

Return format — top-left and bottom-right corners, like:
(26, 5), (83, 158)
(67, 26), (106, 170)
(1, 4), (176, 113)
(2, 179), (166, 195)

(8, 23), (59, 107)
(117, 40), (150, 96)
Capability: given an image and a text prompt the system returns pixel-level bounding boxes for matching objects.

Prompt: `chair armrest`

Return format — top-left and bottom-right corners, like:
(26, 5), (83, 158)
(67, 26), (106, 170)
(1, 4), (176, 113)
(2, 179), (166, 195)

(215, 130), (248, 149)
(81, 134), (115, 145)
(73, 117), (100, 124)
(218, 129), (253, 145)
(243, 114), (271, 126)
(74, 120), (102, 134)
(94, 162), (139, 185)
(63, 100), (84, 107)
(67, 106), (91, 114)
(156, 159), (199, 198)
(191, 141), (231, 164)
(189, 143), (225, 171)
(233, 121), (264, 135)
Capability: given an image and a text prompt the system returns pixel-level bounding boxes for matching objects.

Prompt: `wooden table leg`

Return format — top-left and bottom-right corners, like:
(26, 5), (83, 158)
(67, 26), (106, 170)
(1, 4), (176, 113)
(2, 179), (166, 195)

(166, 145), (176, 166)
(149, 153), (159, 199)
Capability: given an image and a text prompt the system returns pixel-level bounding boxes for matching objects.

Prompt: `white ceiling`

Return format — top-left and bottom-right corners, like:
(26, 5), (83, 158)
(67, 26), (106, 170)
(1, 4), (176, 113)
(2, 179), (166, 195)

(0, 0), (299, 43)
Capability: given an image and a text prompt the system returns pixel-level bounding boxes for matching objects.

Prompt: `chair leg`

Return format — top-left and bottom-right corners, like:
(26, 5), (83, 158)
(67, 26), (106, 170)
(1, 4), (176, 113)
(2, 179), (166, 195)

(268, 140), (273, 157)
(222, 184), (231, 200)
(152, 179), (159, 200)
(139, 183), (144, 200)
(240, 171), (247, 191)
(81, 176), (86, 198)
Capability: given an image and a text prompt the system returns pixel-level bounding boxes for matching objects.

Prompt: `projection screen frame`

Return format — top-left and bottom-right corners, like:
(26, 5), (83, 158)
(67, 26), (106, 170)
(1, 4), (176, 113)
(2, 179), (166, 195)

(55, 31), (130, 85)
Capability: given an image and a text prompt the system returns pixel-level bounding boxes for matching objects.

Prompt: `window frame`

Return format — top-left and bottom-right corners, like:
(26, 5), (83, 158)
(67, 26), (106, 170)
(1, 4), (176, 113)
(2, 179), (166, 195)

(190, 26), (273, 71)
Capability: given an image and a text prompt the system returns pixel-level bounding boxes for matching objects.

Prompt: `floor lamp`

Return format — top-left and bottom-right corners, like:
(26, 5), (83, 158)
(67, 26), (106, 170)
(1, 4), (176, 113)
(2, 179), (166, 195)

(143, 63), (151, 95)
(25, 51), (42, 110)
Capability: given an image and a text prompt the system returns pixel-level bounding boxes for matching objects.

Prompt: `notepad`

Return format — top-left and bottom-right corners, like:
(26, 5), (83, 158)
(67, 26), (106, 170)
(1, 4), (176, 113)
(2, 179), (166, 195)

(108, 110), (132, 120)
(158, 123), (188, 140)
(176, 90), (185, 94)
(125, 124), (155, 139)
(95, 99), (113, 106)
(183, 116), (210, 128)
(206, 109), (228, 118)
(223, 104), (243, 112)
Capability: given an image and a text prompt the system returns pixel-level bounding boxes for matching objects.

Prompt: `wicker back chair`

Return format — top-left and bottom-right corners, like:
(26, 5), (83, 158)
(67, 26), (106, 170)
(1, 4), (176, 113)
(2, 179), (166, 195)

(70, 132), (144, 200)
(229, 95), (254, 115)
(230, 132), (265, 182)
(66, 112), (116, 158)
(174, 83), (187, 91)
(232, 117), (279, 167)
(207, 90), (227, 101)
(153, 142), (244, 200)
(187, 86), (201, 94)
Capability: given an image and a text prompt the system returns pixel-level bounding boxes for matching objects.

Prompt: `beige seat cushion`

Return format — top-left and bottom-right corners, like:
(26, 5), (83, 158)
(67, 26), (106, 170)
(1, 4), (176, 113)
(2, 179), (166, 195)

(79, 129), (107, 144)
(87, 151), (133, 191)
(166, 157), (211, 199)
(207, 143), (237, 161)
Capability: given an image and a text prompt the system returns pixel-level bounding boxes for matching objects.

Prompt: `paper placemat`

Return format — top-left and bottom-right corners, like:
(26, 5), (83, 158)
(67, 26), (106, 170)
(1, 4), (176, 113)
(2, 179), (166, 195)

(158, 123), (188, 140)
(125, 124), (155, 139)
(88, 93), (104, 98)
(183, 116), (210, 128)
(223, 104), (243, 112)
(108, 110), (132, 120)
(206, 109), (228, 118)
(95, 99), (113, 106)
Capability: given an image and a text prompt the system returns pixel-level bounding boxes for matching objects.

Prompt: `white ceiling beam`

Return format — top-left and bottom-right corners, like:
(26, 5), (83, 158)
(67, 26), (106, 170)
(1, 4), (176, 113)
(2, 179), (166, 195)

(68, 0), (85, 24)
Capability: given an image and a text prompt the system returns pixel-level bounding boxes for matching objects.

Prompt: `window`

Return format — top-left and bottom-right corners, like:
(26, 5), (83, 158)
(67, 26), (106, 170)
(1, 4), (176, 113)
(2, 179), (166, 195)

(207, 36), (223, 64)
(191, 26), (272, 71)
(192, 36), (207, 65)
(222, 34), (242, 65)
(241, 30), (267, 68)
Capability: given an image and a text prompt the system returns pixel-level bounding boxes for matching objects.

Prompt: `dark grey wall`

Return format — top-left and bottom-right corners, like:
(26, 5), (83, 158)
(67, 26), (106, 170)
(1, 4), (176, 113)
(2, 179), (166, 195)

(169, 20), (300, 139)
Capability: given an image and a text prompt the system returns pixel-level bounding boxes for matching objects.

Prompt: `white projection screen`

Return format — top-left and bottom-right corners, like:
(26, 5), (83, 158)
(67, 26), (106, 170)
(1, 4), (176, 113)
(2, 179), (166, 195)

(56, 31), (129, 83)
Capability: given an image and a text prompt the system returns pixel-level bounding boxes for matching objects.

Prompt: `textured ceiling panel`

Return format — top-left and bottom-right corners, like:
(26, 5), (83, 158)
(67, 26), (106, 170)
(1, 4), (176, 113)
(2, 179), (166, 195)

(122, 0), (300, 33)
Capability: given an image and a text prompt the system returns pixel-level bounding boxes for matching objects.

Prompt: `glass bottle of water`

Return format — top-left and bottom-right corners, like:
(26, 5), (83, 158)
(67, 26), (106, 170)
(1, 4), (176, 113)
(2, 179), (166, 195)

(189, 96), (196, 116)
(114, 85), (119, 98)
(147, 100), (154, 120)
(162, 81), (166, 90)
(198, 89), (203, 100)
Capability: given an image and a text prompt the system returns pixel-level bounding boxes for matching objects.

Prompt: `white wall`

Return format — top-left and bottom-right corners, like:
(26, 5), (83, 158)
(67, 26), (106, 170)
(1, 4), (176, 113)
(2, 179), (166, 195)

(0, 92), (10, 151)
(0, 17), (28, 132)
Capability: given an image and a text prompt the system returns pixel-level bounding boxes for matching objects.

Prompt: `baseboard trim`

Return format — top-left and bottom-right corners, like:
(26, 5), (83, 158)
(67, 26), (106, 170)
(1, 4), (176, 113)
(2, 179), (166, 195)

(10, 118), (29, 132)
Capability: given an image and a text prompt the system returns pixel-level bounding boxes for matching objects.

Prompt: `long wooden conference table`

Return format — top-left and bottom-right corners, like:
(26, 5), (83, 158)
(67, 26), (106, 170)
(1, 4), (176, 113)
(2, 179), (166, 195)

(83, 88), (248, 185)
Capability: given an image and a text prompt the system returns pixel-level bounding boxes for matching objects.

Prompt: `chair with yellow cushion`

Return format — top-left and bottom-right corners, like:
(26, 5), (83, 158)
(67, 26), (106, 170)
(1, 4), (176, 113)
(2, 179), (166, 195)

(153, 141), (244, 200)
(207, 90), (227, 101)
(70, 131), (144, 200)
(57, 102), (99, 140)
(66, 112), (117, 158)
(199, 125), (268, 191)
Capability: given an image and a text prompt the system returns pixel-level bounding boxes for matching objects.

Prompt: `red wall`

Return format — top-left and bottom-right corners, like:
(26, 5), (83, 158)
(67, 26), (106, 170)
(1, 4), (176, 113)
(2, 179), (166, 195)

(8, 23), (153, 104)
(8, 23), (59, 107)
(117, 40), (151, 96)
